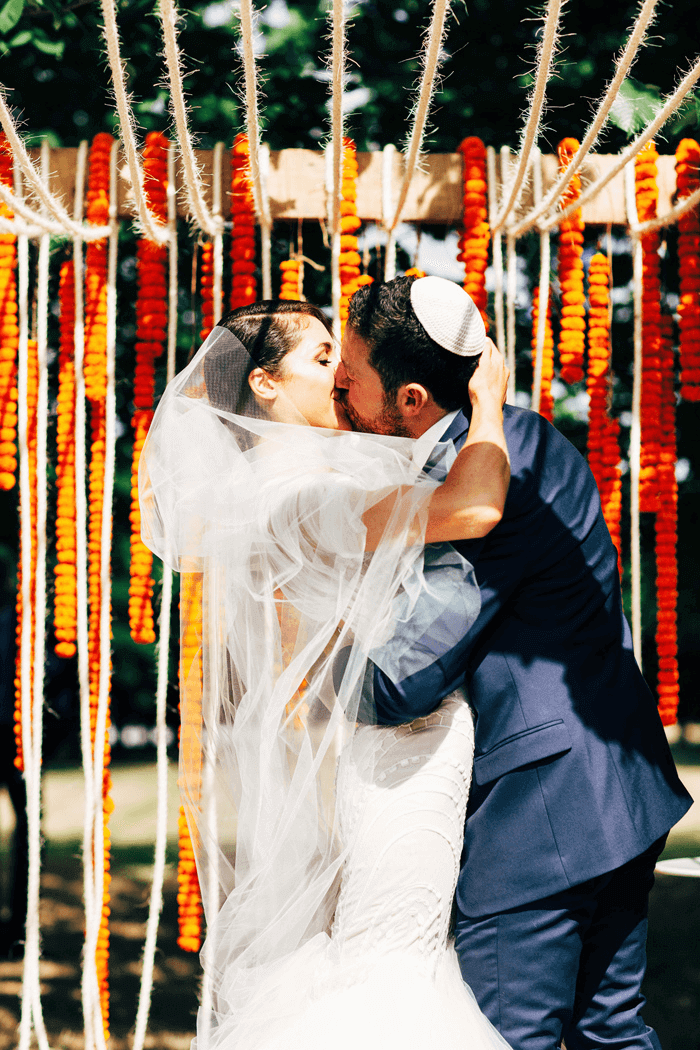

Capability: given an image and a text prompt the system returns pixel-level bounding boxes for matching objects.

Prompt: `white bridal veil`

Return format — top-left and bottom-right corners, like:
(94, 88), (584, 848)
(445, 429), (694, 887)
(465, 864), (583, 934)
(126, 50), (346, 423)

(139, 325), (479, 1048)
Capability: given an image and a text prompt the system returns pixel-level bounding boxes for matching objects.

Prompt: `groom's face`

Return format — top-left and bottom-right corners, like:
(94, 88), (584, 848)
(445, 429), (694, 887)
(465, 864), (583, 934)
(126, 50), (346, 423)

(335, 326), (408, 435)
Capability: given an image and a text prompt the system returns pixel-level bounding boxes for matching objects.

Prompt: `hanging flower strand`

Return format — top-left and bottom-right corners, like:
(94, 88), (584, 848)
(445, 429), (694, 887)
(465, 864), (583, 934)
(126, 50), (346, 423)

(0, 133), (18, 492)
(557, 138), (586, 385)
(635, 140), (663, 513)
(199, 239), (215, 340)
(13, 338), (39, 773)
(130, 131), (169, 646)
(655, 313), (679, 725)
(531, 284), (555, 423)
(457, 136), (490, 329)
(675, 138), (700, 402)
(230, 133), (257, 310)
(279, 256), (301, 299)
(54, 259), (78, 658)
(339, 138), (361, 335)
(586, 252), (622, 576)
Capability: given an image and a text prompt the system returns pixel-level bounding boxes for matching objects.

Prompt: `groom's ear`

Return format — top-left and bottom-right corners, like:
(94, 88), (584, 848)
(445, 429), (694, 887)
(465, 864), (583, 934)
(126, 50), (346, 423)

(395, 382), (432, 419)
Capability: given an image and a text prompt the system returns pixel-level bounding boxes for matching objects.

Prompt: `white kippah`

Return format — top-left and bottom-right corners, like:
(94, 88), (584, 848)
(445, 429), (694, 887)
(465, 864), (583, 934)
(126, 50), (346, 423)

(409, 275), (485, 357)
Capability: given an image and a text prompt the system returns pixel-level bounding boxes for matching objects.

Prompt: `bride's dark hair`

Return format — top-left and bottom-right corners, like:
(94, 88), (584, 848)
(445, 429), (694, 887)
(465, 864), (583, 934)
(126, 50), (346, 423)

(205, 300), (334, 415)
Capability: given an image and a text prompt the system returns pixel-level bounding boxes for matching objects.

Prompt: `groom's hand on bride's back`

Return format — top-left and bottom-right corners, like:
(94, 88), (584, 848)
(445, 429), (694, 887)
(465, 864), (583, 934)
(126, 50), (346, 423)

(468, 338), (509, 408)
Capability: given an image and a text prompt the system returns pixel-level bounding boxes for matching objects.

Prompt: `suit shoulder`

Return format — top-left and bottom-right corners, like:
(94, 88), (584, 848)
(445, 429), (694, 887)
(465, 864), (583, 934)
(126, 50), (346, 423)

(503, 404), (587, 466)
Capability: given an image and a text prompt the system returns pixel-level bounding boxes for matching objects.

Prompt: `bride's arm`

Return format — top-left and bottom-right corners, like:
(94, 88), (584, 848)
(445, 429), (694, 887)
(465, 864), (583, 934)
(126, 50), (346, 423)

(363, 340), (510, 547)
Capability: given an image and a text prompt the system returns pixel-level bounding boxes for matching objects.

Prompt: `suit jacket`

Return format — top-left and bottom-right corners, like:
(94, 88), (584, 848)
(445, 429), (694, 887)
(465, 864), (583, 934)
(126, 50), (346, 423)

(372, 404), (692, 917)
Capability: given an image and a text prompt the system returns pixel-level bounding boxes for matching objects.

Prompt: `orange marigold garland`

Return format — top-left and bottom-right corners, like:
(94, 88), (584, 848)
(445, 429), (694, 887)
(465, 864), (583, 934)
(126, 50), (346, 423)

(339, 138), (361, 335)
(84, 131), (116, 1036)
(586, 252), (622, 575)
(557, 138), (586, 385)
(0, 134), (18, 492)
(130, 132), (169, 646)
(404, 267), (426, 279)
(635, 141), (663, 513)
(675, 138), (700, 401)
(655, 314), (679, 724)
(531, 285), (555, 423)
(279, 257), (301, 299)
(13, 339), (38, 772)
(54, 259), (78, 658)
(177, 572), (204, 953)
(457, 137), (490, 329)
(199, 239), (216, 340)
(230, 133), (257, 310)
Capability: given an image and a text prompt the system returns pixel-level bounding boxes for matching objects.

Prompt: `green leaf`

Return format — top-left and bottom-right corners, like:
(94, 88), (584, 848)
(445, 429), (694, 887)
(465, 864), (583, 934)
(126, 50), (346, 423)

(608, 77), (663, 137)
(0, 0), (25, 36)
(32, 33), (64, 57)
(7, 27), (29, 46)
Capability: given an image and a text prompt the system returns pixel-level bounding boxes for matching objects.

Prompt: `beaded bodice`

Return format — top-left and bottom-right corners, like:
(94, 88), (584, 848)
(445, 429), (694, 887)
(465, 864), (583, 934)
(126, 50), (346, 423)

(332, 692), (474, 975)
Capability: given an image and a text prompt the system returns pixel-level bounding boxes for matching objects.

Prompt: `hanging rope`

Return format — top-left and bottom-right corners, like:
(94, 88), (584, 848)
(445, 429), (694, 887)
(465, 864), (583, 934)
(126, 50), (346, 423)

(538, 54), (700, 234)
(492, 0), (563, 233)
(388, 0), (451, 234)
(487, 146), (506, 358)
(382, 144), (397, 281)
(159, 0), (223, 237)
(511, 0), (659, 237)
(531, 148), (551, 417)
(99, 0), (168, 245)
(212, 142), (224, 325)
(238, 0), (272, 285)
(624, 160), (643, 669)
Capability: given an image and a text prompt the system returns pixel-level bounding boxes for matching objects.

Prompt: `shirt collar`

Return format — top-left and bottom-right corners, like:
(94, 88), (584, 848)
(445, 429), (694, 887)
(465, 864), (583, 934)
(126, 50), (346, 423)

(412, 409), (460, 469)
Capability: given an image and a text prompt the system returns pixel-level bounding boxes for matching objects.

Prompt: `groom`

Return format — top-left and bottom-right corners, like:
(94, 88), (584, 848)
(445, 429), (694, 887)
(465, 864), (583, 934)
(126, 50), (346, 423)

(334, 275), (692, 1050)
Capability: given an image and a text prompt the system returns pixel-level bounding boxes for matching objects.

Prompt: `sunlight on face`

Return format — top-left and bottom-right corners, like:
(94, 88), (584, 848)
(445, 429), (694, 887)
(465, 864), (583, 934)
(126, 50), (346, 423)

(277, 317), (351, 430)
(334, 326), (406, 435)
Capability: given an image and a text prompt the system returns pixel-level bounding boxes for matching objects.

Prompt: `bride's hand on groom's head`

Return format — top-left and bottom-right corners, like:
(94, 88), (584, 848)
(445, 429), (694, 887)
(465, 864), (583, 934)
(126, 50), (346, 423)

(468, 338), (509, 409)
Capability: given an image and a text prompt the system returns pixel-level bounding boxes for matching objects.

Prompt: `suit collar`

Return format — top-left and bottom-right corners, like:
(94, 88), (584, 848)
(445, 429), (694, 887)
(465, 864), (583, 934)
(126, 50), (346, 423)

(440, 406), (470, 445)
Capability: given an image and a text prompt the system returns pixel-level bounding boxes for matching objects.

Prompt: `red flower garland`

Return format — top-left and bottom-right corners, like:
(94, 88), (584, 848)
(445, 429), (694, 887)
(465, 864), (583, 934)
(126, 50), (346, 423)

(130, 132), (169, 646)
(339, 138), (361, 335)
(457, 137), (490, 329)
(404, 267), (426, 279)
(54, 260), (77, 658)
(0, 133), (18, 492)
(655, 313), (679, 725)
(557, 138), (586, 385)
(199, 239), (215, 340)
(586, 253), (623, 575)
(230, 134), (257, 310)
(531, 284), (555, 423)
(675, 138), (700, 401)
(635, 141), (663, 513)
(13, 338), (38, 773)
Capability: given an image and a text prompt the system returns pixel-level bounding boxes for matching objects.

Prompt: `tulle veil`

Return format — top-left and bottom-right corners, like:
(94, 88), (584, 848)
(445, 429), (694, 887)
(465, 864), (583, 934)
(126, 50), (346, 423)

(138, 325), (473, 1048)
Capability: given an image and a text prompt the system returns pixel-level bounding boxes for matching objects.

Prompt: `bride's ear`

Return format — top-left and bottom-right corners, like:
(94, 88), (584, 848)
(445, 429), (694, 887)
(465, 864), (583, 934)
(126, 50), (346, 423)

(248, 367), (279, 403)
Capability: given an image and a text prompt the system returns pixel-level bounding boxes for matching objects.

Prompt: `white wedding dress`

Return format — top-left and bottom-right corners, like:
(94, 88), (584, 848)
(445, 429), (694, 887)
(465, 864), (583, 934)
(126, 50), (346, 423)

(234, 692), (509, 1050)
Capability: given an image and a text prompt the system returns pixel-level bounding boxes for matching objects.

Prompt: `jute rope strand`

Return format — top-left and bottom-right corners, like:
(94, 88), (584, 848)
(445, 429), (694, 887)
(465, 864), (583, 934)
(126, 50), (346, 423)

(625, 160), (643, 668)
(212, 142), (224, 324)
(511, 0), (659, 238)
(540, 54), (700, 234)
(132, 142), (178, 1050)
(99, 0), (169, 245)
(0, 180), (106, 240)
(487, 146), (506, 357)
(388, 0), (450, 234)
(71, 140), (102, 1050)
(327, 0), (346, 333)
(159, 0), (222, 237)
(531, 149), (550, 416)
(238, 0), (272, 235)
(0, 212), (53, 238)
(17, 156), (50, 1050)
(506, 231), (517, 404)
(0, 91), (110, 241)
(325, 143), (341, 339)
(637, 182), (700, 236)
(259, 144), (272, 300)
(492, 0), (563, 234)
(382, 144), (397, 281)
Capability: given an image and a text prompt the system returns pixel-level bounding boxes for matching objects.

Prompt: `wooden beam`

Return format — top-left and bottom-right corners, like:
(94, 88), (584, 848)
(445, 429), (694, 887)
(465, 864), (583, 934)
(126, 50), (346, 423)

(25, 147), (679, 228)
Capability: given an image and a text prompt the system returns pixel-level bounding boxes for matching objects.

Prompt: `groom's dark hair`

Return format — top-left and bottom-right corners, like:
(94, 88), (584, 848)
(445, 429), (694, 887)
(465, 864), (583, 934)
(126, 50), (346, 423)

(346, 276), (482, 411)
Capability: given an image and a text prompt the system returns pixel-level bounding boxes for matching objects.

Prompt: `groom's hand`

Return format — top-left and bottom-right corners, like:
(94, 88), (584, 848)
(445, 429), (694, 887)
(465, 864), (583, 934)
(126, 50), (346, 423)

(468, 339), (509, 408)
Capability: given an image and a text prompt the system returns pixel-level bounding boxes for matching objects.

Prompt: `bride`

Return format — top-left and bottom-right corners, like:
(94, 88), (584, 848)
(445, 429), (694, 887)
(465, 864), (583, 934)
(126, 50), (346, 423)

(139, 297), (511, 1050)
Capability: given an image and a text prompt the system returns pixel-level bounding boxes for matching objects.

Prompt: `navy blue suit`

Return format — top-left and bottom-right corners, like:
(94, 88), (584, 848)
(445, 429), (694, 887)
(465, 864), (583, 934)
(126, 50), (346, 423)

(372, 405), (691, 1049)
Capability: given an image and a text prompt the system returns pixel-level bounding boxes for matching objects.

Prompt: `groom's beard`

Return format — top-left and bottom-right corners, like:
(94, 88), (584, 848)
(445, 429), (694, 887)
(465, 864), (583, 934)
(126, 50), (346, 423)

(335, 391), (411, 437)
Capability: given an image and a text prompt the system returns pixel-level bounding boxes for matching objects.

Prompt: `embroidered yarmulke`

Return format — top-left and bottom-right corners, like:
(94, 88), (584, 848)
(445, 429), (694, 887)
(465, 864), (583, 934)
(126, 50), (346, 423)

(410, 276), (485, 357)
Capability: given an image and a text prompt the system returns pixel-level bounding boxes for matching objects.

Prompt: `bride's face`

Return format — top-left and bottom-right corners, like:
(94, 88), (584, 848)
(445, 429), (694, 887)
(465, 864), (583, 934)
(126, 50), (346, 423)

(251, 317), (352, 430)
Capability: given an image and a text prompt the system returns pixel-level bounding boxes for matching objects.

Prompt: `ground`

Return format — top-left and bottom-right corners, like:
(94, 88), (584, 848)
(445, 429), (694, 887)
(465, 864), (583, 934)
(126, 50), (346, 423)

(0, 747), (698, 1049)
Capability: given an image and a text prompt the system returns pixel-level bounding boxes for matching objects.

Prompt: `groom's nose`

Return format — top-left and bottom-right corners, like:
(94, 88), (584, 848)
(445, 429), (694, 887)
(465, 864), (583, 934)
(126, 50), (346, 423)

(334, 361), (349, 390)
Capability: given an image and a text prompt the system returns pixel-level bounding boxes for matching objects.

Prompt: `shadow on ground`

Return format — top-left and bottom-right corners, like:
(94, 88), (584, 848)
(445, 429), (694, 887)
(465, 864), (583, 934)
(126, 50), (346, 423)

(0, 838), (698, 1049)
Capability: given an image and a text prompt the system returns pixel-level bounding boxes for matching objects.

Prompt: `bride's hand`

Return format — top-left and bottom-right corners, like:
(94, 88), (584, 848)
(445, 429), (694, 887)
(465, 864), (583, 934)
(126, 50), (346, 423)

(468, 338), (509, 409)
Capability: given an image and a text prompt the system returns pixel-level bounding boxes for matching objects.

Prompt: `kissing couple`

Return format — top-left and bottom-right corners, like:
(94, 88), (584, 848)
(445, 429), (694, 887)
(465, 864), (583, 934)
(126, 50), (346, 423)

(140, 275), (691, 1050)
